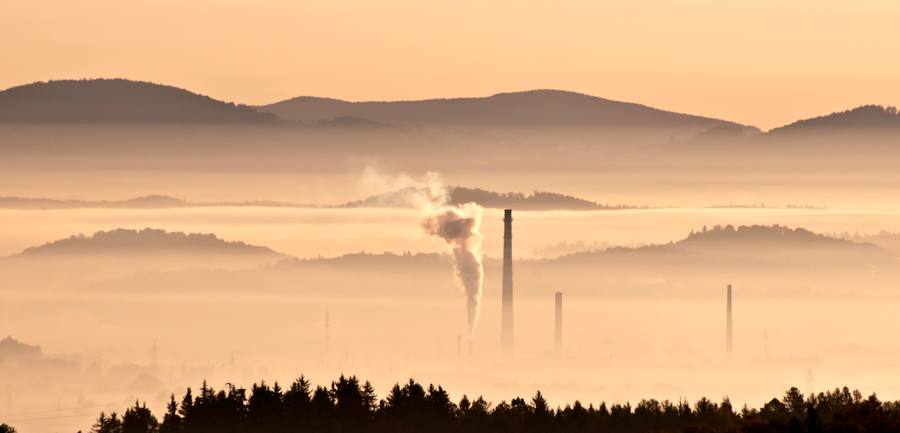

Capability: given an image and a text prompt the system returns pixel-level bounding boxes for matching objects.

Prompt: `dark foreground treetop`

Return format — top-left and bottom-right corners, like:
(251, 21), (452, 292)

(81, 375), (900, 433)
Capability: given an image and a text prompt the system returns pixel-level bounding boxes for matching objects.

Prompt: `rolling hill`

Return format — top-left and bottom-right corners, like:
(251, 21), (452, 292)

(0, 79), (280, 123)
(16, 228), (283, 257)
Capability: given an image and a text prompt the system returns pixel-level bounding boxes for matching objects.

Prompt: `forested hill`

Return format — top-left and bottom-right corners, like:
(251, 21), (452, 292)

(341, 187), (641, 210)
(16, 228), (283, 256)
(258, 89), (754, 130)
(0, 79), (280, 123)
(768, 105), (900, 133)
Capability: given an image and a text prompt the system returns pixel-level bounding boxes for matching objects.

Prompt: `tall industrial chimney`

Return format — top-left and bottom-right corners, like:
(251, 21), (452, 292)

(554, 292), (562, 354)
(501, 209), (514, 353)
(726, 284), (733, 363)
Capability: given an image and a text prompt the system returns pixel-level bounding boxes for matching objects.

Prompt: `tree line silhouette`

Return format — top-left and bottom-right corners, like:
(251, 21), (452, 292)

(78, 376), (900, 433)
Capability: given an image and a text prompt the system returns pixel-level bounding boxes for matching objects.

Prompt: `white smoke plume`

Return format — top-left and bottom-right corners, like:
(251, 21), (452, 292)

(420, 203), (484, 341)
(359, 166), (485, 341)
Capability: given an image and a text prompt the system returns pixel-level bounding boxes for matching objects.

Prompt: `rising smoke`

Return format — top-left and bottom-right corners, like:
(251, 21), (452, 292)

(420, 204), (485, 341)
(360, 166), (485, 340)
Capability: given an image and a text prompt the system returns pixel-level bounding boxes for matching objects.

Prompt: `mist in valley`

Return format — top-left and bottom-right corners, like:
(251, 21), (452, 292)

(2, 80), (900, 433)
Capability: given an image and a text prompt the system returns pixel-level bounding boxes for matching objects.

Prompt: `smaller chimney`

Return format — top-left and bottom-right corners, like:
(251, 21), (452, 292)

(726, 285), (733, 363)
(554, 292), (563, 354)
(457, 335), (461, 357)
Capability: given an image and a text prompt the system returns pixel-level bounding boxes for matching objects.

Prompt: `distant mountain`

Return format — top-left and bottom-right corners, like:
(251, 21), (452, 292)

(258, 90), (756, 131)
(340, 186), (643, 210)
(17, 228), (283, 257)
(769, 105), (900, 133)
(0, 79), (280, 123)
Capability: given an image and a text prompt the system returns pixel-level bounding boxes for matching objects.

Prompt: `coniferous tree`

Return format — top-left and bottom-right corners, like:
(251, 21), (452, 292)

(284, 376), (313, 433)
(248, 380), (284, 433)
(122, 401), (159, 433)
(92, 412), (123, 433)
(159, 394), (182, 433)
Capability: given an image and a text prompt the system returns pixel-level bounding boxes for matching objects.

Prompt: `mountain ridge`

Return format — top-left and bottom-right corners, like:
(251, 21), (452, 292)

(257, 89), (758, 132)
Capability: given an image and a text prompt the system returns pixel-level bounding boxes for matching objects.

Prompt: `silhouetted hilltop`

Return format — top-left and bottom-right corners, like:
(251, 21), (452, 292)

(769, 105), (900, 133)
(259, 90), (753, 130)
(0, 79), (280, 123)
(0, 336), (41, 364)
(682, 224), (847, 246)
(449, 188), (642, 210)
(341, 186), (642, 210)
(17, 228), (283, 256)
(563, 224), (889, 261)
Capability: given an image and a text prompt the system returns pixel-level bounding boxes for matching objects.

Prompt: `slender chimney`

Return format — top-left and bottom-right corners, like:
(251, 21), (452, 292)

(726, 284), (733, 363)
(554, 292), (562, 354)
(501, 209), (514, 353)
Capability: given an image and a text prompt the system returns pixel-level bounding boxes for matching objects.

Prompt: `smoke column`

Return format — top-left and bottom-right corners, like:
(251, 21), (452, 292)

(420, 204), (484, 340)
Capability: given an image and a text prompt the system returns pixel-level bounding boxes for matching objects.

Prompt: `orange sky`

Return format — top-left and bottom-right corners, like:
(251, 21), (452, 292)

(2, 0), (898, 130)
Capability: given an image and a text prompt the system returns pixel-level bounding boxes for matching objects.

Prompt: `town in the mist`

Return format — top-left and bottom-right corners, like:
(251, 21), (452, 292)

(3, 2), (900, 433)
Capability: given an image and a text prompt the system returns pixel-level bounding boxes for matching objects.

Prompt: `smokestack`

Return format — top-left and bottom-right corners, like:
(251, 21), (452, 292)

(501, 209), (514, 353)
(726, 284), (733, 363)
(554, 292), (562, 354)
(468, 340), (473, 356)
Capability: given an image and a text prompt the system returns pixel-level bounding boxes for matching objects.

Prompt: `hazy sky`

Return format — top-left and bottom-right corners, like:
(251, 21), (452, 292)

(3, 0), (899, 130)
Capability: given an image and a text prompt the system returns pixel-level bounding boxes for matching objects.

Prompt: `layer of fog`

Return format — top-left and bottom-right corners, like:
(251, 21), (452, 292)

(3, 125), (900, 211)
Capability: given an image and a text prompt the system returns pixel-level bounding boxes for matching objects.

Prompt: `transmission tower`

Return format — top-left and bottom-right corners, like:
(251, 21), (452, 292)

(807, 370), (815, 396)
